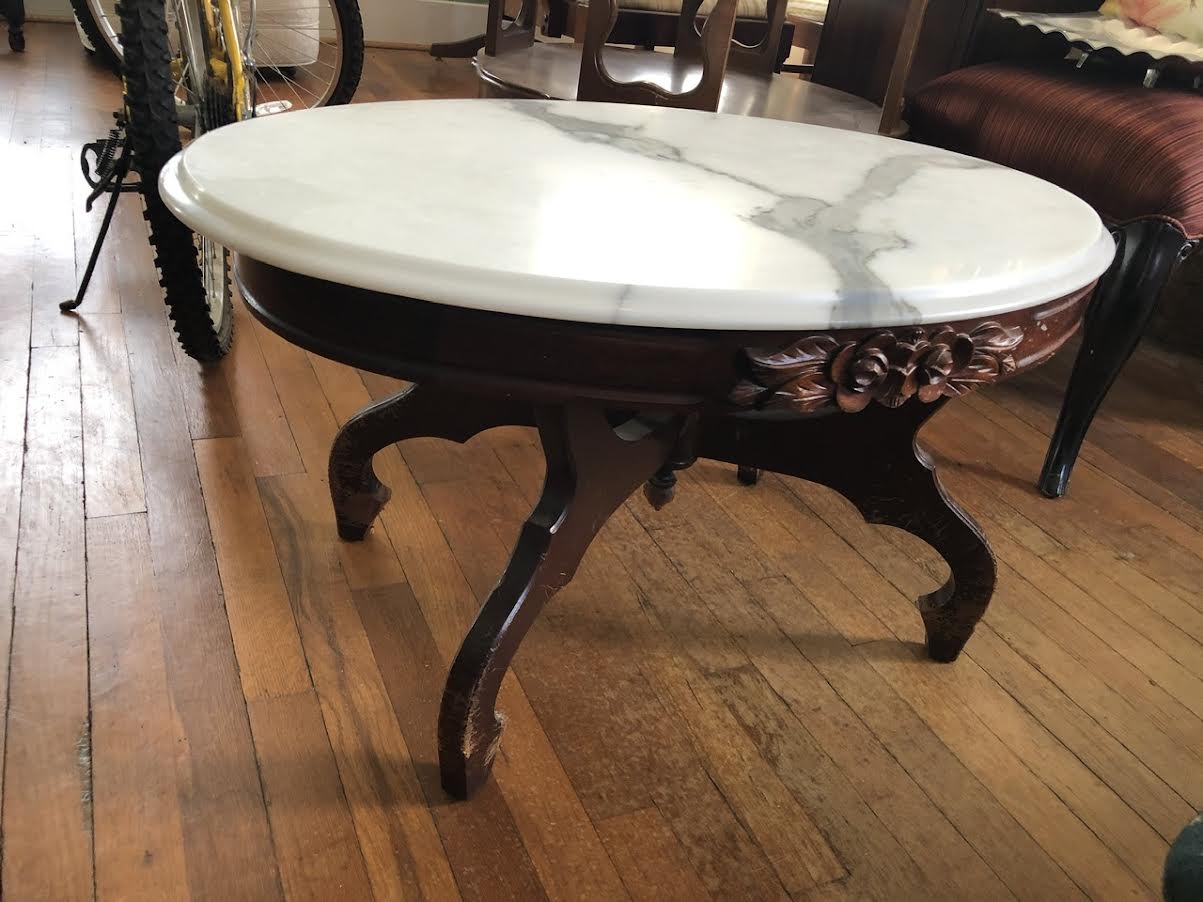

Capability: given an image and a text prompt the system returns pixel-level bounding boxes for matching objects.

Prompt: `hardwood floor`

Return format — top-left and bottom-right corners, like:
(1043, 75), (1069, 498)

(3, 23), (1202, 901)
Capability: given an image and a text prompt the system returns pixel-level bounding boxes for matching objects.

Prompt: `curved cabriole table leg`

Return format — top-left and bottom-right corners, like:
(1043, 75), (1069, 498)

(699, 400), (995, 663)
(329, 384), (533, 540)
(836, 428), (996, 663)
(438, 403), (683, 799)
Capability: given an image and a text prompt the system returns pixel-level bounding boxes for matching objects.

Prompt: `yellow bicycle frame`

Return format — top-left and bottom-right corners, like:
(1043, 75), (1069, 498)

(159, 0), (251, 121)
(213, 0), (250, 121)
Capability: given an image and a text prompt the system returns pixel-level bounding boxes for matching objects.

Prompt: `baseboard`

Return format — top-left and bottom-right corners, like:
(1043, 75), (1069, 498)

(365, 39), (434, 51)
(22, 21), (439, 51)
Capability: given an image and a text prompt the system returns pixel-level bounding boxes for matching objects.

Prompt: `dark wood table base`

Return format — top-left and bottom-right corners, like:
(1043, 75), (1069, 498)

(238, 256), (1091, 801)
(330, 386), (991, 798)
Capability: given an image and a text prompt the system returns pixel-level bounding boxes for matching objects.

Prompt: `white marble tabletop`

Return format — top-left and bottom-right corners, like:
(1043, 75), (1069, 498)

(159, 99), (1114, 331)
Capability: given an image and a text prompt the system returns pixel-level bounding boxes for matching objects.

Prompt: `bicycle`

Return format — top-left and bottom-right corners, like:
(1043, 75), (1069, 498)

(66, 0), (363, 359)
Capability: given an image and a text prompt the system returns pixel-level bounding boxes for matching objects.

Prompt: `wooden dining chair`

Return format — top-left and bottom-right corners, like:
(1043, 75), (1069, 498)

(474, 0), (931, 136)
(906, 3), (1203, 496)
(555, 0), (800, 69)
(432, 0), (795, 64)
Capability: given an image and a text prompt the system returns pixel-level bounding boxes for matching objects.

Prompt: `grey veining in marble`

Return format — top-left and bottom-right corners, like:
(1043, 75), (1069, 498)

(160, 99), (1114, 330)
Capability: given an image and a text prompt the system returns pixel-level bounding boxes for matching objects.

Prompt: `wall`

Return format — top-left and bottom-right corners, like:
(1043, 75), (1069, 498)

(27, 0), (71, 19)
(361, 0), (486, 46)
(26, 0), (487, 46)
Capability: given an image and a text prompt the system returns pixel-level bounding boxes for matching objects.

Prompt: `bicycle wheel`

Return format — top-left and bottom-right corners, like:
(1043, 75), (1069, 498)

(248, 0), (363, 111)
(80, 0), (363, 108)
(72, 0), (122, 70)
(118, 0), (234, 360)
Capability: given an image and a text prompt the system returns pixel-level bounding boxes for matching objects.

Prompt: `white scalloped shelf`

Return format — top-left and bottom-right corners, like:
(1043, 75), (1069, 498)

(990, 10), (1203, 64)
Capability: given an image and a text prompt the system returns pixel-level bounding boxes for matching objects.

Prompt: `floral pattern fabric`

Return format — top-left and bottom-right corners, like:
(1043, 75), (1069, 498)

(1100, 0), (1203, 42)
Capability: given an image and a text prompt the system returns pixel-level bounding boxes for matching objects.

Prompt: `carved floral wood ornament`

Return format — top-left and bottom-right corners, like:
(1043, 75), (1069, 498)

(731, 321), (1025, 413)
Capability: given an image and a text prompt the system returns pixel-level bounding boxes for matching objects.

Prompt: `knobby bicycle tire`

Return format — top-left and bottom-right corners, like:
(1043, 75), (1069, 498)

(117, 0), (234, 361)
(70, 0), (122, 72)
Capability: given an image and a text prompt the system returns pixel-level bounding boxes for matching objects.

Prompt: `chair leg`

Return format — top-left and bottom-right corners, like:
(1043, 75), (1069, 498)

(1039, 219), (1193, 498)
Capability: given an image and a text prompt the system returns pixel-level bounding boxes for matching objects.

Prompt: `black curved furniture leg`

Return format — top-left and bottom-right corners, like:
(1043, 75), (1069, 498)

(328, 383), (532, 540)
(860, 440), (996, 662)
(438, 404), (681, 798)
(1039, 220), (1193, 498)
(810, 406), (995, 661)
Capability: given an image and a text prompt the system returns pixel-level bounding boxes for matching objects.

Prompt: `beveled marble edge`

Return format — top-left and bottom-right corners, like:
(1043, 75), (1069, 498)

(162, 148), (1113, 331)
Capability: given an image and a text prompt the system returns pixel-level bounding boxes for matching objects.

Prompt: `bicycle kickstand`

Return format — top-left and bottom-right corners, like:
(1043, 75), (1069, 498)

(62, 127), (140, 313)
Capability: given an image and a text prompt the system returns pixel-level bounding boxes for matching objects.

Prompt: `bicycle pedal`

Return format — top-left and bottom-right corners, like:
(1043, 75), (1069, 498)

(255, 100), (294, 116)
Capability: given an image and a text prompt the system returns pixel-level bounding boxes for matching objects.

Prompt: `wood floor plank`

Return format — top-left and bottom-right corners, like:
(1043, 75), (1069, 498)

(30, 141), (79, 349)
(979, 507), (1203, 724)
(634, 494), (1011, 901)
(867, 642), (1152, 900)
(2, 345), (92, 901)
(0, 110), (35, 817)
(678, 465), (895, 650)
(946, 401), (1203, 649)
(80, 313), (146, 517)
(194, 436), (311, 699)
(259, 472), (462, 902)
(245, 692), (376, 902)
(115, 200), (284, 900)
(623, 463), (1016, 900)
(749, 576), (1086, 901)
(223, 297), (304, 477)
(691, 466), (1083, 900)
(782, 467), (1197, 845)
(601, 507), (848, 894)
(980, 572), (1203, 808)
(172, 341), (242, 440)
(969, 625), (1193, 843)
(196, 434), (373, 902)
(487, 437), (808, 901)
(635, 625), (846, 895)
(252, 322), (337, 473)
(936, 646), (1168, 892)
(87, 513), (190, 902)
(596, 808), (712, 902)
(709, 663), (943, 902)
(355, 581), (550, 902)
(961, 389), (1203, 600)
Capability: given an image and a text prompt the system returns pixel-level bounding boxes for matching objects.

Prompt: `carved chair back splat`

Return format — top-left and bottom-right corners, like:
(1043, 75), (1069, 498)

(578, 0), (739, 108)
(484, 0), (933, 134)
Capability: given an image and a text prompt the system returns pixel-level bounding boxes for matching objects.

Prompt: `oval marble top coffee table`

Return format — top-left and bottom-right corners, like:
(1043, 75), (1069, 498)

(160, 99), (1114, 800)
